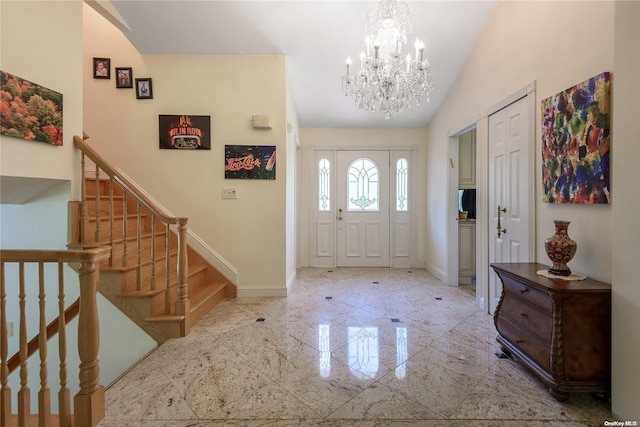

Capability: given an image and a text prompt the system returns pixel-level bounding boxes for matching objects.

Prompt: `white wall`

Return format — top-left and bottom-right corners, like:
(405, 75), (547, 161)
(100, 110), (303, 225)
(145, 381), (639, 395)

(285, 75), (300, 287)
(83, 6), (289, 295)
(424, 0), (638, 419)
(425, 1), (614, 284)
(611, 1), (640, 419)
(298, 127), (428, 268)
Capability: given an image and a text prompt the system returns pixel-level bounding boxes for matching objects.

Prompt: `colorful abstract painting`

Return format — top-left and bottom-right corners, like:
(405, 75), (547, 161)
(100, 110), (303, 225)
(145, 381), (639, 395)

(0, 71), (63, 146)
(224, 145), (276, 180)
(541, 72), (611, 203)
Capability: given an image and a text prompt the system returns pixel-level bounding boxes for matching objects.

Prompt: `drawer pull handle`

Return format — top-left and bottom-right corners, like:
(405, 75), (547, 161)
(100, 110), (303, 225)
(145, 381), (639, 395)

(520, 288), (529, 294)
(520, 312), (527, 318)
(515, 339), (524, 344)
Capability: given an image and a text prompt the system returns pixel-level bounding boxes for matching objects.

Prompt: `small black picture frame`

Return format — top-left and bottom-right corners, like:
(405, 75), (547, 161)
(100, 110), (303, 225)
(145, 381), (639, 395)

(93, 57), (110, 79)
(115, 67), (133, 88)
(135, 78), (153, 99)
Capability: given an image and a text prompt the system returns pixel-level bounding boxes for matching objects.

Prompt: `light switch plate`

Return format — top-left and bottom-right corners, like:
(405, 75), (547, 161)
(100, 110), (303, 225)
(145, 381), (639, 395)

(222, 188), (237, 199)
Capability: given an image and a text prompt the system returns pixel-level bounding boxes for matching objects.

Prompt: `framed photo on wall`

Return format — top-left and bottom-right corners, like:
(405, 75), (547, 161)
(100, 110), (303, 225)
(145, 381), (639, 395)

(135, 78), (153, 99)
(93, 57), (110, 79)
(115, 67), (133, 88)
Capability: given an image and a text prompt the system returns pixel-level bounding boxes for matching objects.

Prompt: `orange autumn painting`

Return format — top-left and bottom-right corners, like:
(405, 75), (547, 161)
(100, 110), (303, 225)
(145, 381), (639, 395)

(1, 70), (63, 146)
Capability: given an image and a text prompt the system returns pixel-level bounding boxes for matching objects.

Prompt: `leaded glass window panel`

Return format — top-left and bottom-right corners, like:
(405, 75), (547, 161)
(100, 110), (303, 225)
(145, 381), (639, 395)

(347, 158), (379, 211)
(396, 158), (408, 211)
(318, 158), (330, 211)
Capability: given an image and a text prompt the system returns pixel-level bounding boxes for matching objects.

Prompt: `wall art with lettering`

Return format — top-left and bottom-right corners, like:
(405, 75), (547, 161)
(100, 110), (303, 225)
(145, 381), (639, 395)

(224, 145), (276, 180)
(159, 115), (210, 149)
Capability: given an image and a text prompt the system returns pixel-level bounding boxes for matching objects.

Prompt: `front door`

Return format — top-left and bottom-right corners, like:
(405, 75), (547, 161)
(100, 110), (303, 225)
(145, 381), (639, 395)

(488, 95), (535, 313)
(336, 151), (390, 267)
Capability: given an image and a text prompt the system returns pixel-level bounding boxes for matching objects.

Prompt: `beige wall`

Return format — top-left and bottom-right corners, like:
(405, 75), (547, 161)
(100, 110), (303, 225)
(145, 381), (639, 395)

(83, 6), (289, 294)
(0, 0), (83, 195)
(1, 0), (156, 402)
(425, 1), (614, 284)
(425, 1), (638, 419)
(611, 1), (640, 419)
(298, 127), (428, 267)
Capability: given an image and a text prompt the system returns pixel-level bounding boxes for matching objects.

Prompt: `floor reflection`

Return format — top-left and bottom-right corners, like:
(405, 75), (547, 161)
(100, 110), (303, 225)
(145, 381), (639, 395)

(99, 267), (613, 426)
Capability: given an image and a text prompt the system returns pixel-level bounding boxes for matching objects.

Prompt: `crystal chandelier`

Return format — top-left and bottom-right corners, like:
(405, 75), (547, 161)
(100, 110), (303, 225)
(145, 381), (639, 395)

(342, 0), (434, 119)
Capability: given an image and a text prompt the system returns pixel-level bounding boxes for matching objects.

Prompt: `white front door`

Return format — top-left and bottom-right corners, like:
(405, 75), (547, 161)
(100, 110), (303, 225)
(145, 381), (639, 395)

(488, 94), (535, 313)
(336, 151), (390, 267)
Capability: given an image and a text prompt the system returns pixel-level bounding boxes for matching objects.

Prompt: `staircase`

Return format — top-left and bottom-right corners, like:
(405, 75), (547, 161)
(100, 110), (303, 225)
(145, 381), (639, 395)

(73, 135), (236, 343)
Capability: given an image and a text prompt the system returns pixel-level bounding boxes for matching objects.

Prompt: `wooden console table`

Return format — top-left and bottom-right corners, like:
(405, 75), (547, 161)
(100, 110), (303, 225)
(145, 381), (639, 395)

(490, 262), (611, 401)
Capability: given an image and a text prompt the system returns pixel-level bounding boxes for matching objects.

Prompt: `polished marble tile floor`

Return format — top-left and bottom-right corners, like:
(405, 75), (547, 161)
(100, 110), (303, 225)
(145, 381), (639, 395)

(98, 268), (612, 426)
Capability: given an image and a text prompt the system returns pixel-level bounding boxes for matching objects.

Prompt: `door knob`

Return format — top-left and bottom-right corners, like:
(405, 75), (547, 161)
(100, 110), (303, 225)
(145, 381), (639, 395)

(497, 205), (507, 238)
(337, 208), (343, 221)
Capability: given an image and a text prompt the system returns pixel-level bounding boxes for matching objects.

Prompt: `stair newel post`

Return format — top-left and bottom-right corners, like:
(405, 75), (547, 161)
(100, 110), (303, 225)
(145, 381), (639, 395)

(80, 153), (87, 244)
(175, 218), (190, 334)
(108, 179), (114, 267)
(136, 203), (142, 291)
(0, 263), (11, 427)
(94, 169), (100, 243)
(164, 223), (170, 314)
(73, 254), (105, 427)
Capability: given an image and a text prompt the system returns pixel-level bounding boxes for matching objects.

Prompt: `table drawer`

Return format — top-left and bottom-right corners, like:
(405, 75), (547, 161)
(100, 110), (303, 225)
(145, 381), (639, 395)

(500, 295), (552, 344)
(502, 275), (552, 312)
(497, 315), (551, 372)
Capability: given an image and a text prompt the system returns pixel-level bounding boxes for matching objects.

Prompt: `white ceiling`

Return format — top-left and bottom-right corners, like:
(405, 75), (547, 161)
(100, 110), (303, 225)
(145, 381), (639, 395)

(107, 0), (496, 128)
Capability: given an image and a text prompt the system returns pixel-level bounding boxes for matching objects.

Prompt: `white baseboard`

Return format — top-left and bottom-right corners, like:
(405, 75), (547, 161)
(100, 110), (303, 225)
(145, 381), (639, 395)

(186, 231), (238, 285)
(286, 270), (297, 294)
(424, 261), (448, 283)
(237, 287), (288, 297)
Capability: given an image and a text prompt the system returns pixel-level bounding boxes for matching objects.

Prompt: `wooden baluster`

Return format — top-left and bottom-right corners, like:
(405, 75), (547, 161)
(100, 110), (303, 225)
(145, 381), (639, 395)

(108, 179), (114, 267)
(151, 218), (156, 291)
(73, 257), (105, 427)
(175, 218), (190, 334)
(81, 153), (87, 243)
(164, 224), (170, 314)
(136, 203), (142, 291)
(57, 263), (71, 427)
(122, 192), (128, 267)
(0, 262), (11, 427)
(18, 262), (30, 426)
(38, 263), (51, 426)
(94, 169), (100, 243)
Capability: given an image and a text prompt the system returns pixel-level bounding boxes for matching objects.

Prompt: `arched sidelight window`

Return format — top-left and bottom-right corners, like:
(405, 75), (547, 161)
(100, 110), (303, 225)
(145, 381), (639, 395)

(347, 158), (379, 211)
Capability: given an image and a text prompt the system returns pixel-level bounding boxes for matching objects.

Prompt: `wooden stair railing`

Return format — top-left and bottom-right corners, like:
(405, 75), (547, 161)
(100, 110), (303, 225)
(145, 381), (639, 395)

(73, 134), (191, 334)
(1, 247), (111, 427)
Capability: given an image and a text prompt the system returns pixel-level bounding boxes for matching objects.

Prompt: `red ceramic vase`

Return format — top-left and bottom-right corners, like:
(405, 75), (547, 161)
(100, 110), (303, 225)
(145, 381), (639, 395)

(545, 220), (577, 276)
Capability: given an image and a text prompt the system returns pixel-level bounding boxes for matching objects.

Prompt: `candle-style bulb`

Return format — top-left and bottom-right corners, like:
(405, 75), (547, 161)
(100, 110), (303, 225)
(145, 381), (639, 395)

(346, 57), (352, 75)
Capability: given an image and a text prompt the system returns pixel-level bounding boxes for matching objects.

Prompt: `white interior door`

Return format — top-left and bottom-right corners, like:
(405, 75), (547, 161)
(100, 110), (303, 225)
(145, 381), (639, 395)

(337, 151), (390, 267)
(488, 95), (534, 313)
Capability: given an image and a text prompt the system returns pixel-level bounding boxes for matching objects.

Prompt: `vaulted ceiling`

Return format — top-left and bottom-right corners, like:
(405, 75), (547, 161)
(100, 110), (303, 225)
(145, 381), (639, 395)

(105, 1), (496, 128)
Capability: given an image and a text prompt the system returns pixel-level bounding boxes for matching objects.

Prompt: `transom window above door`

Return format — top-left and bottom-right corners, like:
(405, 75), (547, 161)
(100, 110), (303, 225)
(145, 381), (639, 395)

(347, 158), (379, 211)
